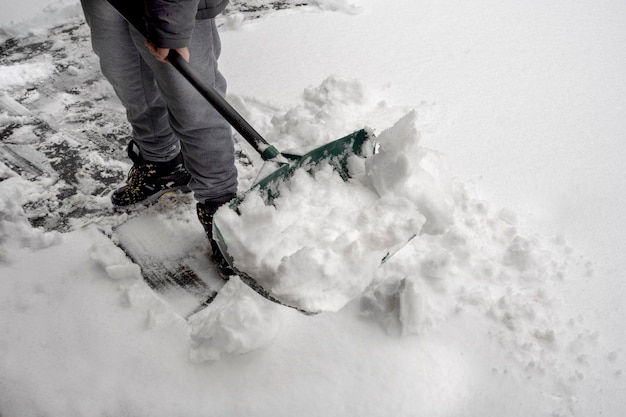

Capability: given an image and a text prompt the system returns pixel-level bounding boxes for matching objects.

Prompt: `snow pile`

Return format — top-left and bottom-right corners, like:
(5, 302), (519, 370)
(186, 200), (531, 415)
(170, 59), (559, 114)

(215, 95), (584, 398)
(260, 76), (411, 154)
(214, 78), (585, 393)
(217, 111), (436, 313)
(212, 76), (599, 398)
(266, 76), (376, 152)
(188, 277), (283, 363)
(364, 194), (573, 339)
(356, 184), (600, 411)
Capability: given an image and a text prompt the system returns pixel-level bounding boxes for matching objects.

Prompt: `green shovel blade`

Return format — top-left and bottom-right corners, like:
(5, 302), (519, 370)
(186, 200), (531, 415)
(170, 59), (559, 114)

(250, 128), (372, 201)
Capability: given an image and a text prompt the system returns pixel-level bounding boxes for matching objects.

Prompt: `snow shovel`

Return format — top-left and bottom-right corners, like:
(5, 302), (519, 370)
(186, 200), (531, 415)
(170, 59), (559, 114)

(167, 62), (370, 314)
(163, 54), (371, 315)
(106, 0), (372, 314)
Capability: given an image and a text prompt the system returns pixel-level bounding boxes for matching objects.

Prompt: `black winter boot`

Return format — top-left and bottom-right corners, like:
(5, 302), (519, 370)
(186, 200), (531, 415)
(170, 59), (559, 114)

(197, 193), (237, 278)
(111, 140), (191, 207)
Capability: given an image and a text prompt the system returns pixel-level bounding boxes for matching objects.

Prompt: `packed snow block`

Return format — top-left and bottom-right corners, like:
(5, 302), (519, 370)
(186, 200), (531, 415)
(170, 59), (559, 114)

(397, 278), (425, 336)
(188, 276), (281, 363)
(360, 277), (427, 336)
(104, 263), (142, 281)
(365, 111), (455, 234)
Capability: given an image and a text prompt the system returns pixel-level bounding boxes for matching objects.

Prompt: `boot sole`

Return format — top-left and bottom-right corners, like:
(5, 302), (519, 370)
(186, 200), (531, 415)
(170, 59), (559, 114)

(112, 184), (192, 210)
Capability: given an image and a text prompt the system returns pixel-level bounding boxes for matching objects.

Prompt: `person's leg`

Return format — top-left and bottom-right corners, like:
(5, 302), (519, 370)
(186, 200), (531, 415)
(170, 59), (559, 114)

(128, 18), (236, 269)
(128, 19), (238, 202)
(82, 0), (236, 219)
(82, 0), (235, 269)
(80, 0), (180, 162)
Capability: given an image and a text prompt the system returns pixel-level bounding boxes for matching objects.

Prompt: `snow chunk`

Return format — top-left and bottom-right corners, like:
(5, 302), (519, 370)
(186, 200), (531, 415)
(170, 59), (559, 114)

(309, 0), (362, 14)
(365, 111), (455, 234)
(265, 75), (408, 154)
(0, 61), (56, 90)
(188, 277), (282, 363)
(267, 76), (372, 152)
(103, 264), (142, 281)
(0, 176), (60, 260)
(360, 277), (428, 336)
(220, 12), (245, 30)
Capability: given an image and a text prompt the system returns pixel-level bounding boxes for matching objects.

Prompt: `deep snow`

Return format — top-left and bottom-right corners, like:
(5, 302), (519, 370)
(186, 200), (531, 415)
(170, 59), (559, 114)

(1, 0), (625, 416)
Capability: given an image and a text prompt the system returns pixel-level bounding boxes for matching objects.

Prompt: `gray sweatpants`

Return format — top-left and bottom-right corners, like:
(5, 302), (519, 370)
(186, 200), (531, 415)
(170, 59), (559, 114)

(80, 0), (237, 202)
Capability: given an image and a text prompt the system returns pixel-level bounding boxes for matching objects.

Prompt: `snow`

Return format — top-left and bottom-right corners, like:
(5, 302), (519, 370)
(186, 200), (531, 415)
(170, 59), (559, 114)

(1, 0), (625, 416)
(0, 0), (82, 39)
(0, 62), (56, 90)
(188, 276), (283, 363)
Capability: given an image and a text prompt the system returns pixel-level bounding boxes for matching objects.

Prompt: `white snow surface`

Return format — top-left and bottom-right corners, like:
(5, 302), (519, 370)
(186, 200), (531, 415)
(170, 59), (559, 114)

(1, 0), (625, 416)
